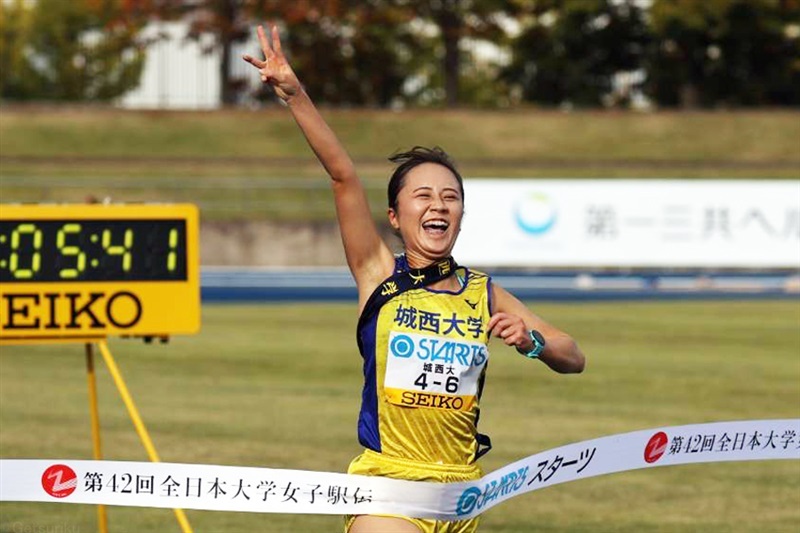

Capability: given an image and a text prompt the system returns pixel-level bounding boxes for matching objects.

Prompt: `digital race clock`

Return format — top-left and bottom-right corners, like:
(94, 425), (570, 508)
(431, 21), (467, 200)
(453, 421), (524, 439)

(0, 203), (200, 343)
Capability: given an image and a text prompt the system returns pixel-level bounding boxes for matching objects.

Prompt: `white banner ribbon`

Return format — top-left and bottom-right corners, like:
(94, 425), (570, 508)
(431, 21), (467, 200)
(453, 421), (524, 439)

(2, 419), (798, 520)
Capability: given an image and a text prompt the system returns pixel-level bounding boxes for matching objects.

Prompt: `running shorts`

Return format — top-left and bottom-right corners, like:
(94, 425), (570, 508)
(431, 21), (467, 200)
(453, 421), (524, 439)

(344, 449), (482, 533)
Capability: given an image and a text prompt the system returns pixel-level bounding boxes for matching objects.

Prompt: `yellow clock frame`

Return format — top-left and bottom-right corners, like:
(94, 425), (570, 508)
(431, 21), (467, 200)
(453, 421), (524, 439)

(0, 203), (200, 343)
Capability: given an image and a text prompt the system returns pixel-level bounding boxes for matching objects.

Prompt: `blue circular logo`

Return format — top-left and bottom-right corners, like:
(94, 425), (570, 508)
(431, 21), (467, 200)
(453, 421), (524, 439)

(456, 486), (482, 516)
(513, 192), (557, 235)
(389, 334), (414, 358)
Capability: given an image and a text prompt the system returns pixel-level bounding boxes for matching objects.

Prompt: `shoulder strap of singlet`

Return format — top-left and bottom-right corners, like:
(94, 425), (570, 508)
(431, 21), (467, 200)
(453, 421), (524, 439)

(356, 256), (457, 354)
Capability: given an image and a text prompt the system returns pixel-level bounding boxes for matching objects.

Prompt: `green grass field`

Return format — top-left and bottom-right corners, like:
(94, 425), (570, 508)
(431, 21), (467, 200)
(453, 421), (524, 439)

(1, 108), (798, 220)
(1, 300), (799, 532)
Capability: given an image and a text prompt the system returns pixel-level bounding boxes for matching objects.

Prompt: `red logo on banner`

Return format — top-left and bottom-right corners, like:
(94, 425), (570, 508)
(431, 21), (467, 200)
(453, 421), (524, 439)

(644, 432), (669, 463)
(41, 464), (77, 498)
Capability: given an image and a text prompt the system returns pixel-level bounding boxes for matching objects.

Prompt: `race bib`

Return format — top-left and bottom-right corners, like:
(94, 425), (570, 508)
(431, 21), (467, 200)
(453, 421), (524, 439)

(384, 331), (488, 412)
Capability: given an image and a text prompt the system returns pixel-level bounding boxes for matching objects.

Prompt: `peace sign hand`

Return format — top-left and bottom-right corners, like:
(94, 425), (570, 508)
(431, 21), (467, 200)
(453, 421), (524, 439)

(242, 24), (301, 103)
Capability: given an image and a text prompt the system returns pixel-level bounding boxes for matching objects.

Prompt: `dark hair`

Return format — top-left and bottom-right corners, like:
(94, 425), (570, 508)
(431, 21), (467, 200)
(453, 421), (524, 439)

(387, 146), (464, 210)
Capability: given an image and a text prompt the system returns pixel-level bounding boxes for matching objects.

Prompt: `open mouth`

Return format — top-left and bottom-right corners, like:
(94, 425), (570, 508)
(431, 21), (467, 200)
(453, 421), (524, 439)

(422, 219), (449, 235)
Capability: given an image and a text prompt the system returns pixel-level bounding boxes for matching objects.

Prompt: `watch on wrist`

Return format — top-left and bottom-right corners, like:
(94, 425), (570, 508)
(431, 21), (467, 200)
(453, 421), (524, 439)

(517, 329), (546, 359)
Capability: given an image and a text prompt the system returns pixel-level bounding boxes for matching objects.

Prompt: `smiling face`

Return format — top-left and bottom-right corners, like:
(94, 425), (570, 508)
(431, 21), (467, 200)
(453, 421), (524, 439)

(387, 162), (464, 267)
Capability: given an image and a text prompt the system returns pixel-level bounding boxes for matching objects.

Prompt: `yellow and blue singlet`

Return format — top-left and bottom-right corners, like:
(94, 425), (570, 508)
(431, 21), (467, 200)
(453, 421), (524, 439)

(356, 255), (493, 465)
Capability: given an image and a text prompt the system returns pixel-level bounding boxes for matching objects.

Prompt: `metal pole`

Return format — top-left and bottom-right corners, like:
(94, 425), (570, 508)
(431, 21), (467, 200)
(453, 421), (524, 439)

(85, 343), (108, 533)
(96, 340), (193, 533)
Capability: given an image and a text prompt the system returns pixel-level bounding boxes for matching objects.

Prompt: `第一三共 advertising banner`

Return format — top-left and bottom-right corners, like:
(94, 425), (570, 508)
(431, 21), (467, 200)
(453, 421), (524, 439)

(453, 180), (800, 268)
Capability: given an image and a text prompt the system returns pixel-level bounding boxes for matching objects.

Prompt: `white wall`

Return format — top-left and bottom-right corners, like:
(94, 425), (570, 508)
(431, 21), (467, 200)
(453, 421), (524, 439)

(118, 21), (260, 110)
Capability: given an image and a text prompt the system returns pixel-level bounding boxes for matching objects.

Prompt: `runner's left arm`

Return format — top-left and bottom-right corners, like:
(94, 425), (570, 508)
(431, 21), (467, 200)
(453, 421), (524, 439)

(488, 284), (585, 374)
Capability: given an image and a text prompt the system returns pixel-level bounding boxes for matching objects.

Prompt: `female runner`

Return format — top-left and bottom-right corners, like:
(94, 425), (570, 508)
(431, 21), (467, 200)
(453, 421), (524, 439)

(244, 24), (585, 533)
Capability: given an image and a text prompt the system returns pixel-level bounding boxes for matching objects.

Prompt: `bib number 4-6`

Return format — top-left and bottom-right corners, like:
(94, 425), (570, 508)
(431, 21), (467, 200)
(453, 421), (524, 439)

(414, 373), (459, 393)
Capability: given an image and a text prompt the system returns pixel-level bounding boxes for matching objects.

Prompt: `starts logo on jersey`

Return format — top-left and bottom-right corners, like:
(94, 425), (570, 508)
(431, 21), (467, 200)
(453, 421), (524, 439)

(644, 432), (669, 464)
(389, 332), (487, 367)
(41, 464), (77, 498)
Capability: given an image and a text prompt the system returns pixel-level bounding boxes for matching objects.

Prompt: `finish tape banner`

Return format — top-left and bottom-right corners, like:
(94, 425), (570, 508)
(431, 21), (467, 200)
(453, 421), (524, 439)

(2, 419), (798, 520)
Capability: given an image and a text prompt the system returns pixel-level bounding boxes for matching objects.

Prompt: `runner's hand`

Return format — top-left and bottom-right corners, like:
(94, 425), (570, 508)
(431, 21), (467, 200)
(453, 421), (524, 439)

(243, 24), (301, 102)
(487, 312), (532, 353)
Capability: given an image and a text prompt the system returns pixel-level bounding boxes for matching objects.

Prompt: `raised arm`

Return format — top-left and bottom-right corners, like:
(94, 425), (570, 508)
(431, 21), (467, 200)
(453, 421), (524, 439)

(243, 25), (394, 300)
(487, 284), (585, 374)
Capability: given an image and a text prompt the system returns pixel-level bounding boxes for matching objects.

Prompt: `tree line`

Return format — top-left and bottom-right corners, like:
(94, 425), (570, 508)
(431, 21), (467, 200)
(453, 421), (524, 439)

(1, 0), (798, 108)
